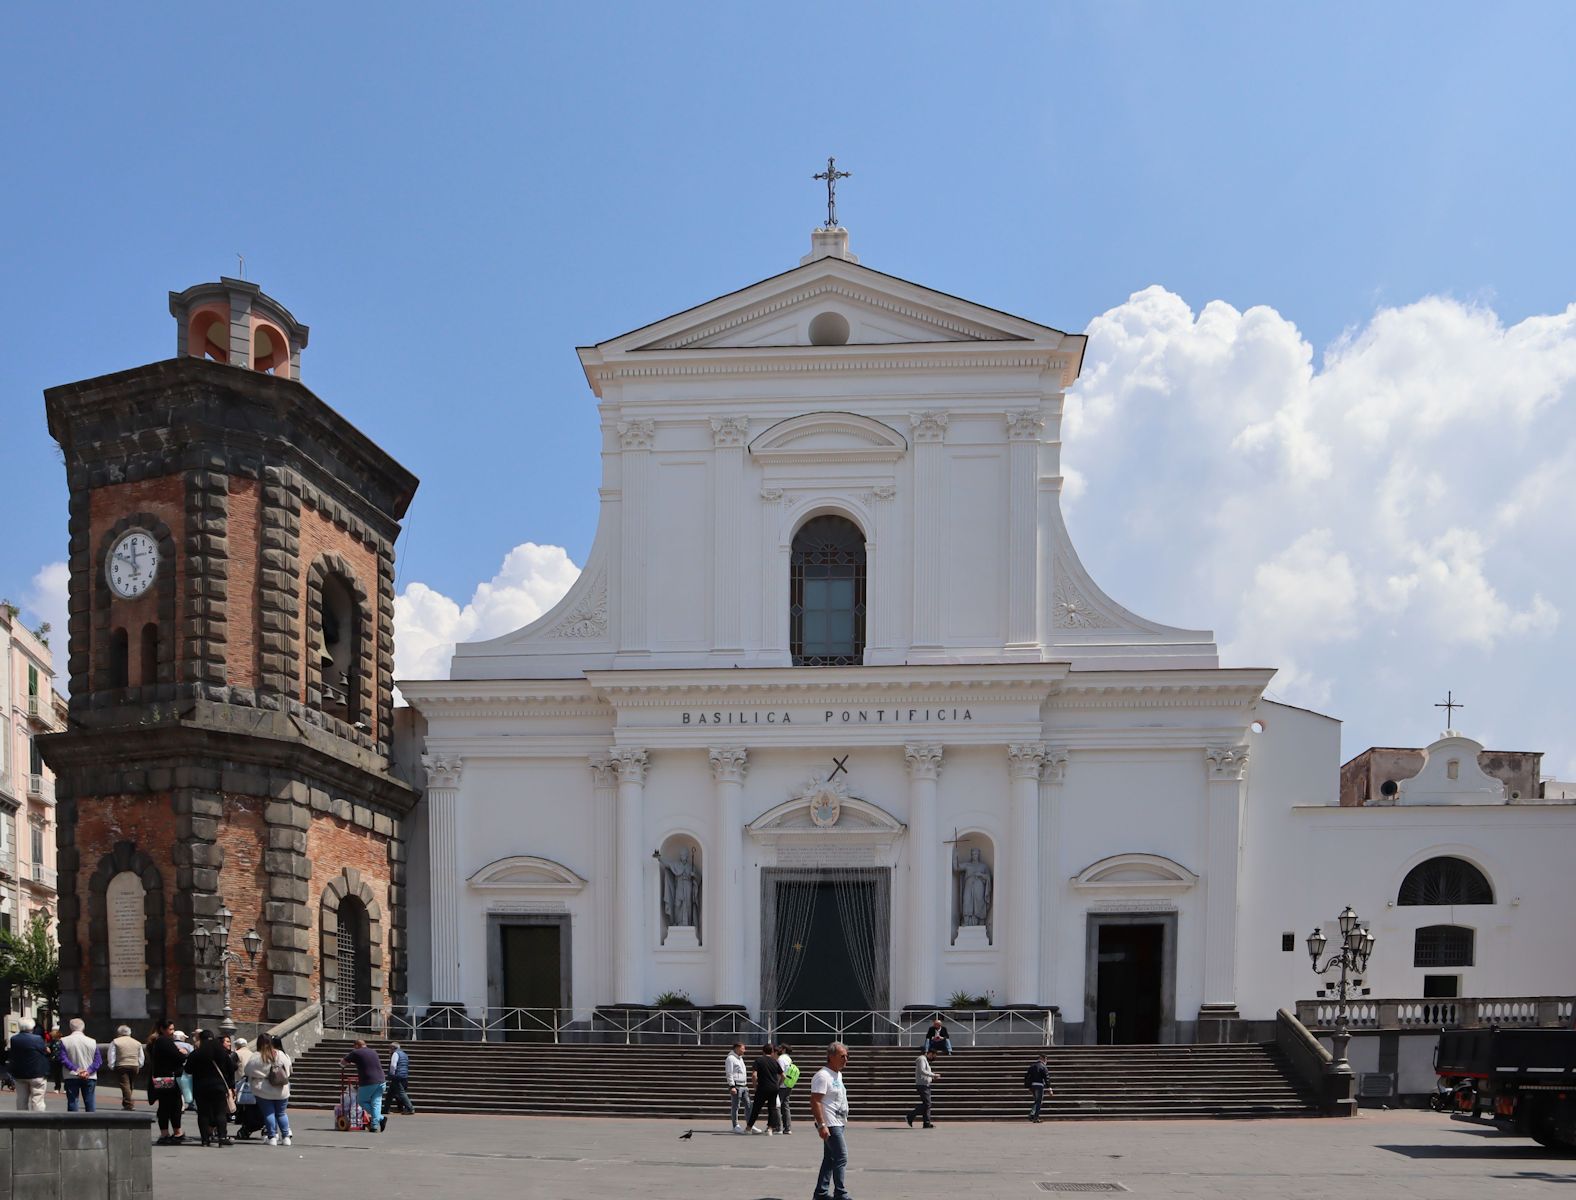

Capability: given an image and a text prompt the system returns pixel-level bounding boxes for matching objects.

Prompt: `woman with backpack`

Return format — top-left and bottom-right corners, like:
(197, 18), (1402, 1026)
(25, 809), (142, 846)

(244, 1035), (293, 1146)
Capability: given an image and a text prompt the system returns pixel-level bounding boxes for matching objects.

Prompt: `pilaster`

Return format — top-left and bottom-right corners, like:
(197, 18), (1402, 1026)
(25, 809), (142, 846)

(610, 746), (649, 1004)
(711, 417), (748, 652)
(708, 746), (748, 1005)
(1006, 741), (1047, 1003)
(1201, 744), (1249, 1030)
(909, 412), (948, 650)
(1004, 410), (1044, 652)
(617, 421), (654, 656)
(904, 742), (944, 1006)
(422, 753), (464, 1005)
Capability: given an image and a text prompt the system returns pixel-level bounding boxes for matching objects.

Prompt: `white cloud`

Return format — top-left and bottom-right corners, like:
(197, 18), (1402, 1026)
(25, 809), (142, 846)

(1067, 289), (1576, 762)
(394, 543), (580, 684)
(22, 562), (70, 690)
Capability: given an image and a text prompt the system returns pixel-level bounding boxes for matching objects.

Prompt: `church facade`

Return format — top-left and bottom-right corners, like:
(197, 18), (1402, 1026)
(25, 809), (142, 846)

(401, 228), (1576, 1043)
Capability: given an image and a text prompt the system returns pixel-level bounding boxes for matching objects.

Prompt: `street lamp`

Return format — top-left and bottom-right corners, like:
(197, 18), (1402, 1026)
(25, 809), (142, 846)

(193, 912), (261, 1035)
(1306, 905), (1376, 1072)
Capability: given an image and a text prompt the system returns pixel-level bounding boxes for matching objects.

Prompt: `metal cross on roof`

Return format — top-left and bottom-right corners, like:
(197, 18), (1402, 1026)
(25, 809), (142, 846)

(813, 156), (851, 229)
(1435, 690), (1464, 727)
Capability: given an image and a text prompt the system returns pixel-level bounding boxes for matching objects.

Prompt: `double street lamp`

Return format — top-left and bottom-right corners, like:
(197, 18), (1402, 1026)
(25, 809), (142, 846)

(192, 907), (262, 1035)
(1306, 905), (1376, 1070)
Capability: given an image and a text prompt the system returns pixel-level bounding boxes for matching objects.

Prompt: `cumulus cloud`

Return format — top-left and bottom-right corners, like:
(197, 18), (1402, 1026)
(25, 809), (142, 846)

(22, 562), (70, 691)
(394, 543), (580, 684)
(1066, 288), (1576, 771)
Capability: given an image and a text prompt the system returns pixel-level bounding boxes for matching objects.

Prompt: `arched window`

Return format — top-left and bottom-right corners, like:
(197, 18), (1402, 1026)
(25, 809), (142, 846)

(790, 515), (866, 666)
(1398, 856), (1494, 906)
(253, 322), (288, 375)
(189, 310), (228, 363)
(312, 573), (359, 724)
(109, 628), (129, 689)
(139, 622), (159, 687)
(1414, 924), (1475, 968)
(331, 895), (373, 1020)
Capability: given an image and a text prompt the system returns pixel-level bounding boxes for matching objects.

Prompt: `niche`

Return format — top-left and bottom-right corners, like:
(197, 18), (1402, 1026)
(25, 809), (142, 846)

(950, 832), (995, 947)
(654, 834), (703, 948)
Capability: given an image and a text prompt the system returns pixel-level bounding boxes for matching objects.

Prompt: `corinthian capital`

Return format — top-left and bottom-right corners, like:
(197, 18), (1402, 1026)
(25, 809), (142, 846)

(1042, 749), (1069, 784)
(1005, 408), (1046, 441)
(708, 746), (748, 783)
(617, 419), (656, 450)
(710, 416), (749, 447)
(1007, 741), (1048, 780)
(904, 743), (944, 780)
(609, 746), (649, 784)
(1206, 745), (1250, 781)
(909, 410), (950, 442)
(589, 757), (618, 789)
(421, 753), (463, 790)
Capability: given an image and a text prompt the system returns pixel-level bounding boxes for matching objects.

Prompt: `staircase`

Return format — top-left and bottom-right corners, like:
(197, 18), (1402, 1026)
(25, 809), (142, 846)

(290, 1039), (1323, 1120)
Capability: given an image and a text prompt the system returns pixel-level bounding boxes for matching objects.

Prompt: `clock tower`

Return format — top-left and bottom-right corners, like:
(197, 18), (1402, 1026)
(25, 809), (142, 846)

(39, 278), (420, 1034)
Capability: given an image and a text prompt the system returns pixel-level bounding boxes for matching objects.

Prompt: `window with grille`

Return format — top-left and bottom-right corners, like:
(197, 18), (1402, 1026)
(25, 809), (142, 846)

(1413, 924), (1474, 968)
(790, 515), (866, 666)
(1397, 856), (1493, 906)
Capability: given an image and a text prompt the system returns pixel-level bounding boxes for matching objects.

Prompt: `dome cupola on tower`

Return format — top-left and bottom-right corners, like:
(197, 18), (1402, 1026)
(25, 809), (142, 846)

(168, 277), (309, 379)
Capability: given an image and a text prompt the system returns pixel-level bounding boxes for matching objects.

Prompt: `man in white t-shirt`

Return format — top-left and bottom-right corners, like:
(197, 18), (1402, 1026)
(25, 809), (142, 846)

(808, 1041), (852, 1200)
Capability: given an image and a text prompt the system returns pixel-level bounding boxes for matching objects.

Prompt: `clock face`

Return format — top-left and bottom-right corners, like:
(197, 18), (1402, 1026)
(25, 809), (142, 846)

(107, 530), (160, 599)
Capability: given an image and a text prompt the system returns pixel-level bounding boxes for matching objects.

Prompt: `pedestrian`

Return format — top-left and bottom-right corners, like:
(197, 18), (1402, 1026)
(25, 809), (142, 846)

(809, 1041), (852, 1200)
(906, 1048), (938, 1128)
(776, 1042), (798, 1134)
(147, 1020), (187, 1144)
(186, 1029), (237, 1147)
(387, 1041), (415, 1115)
(342, 1037), (387, 1132)
(174, 1031), (196, 1112)
(924, 1016), (953, 1055)
(43, 1022), (65, 1094)
(244, 1034), (293, 1146)
(59, 1017), (103, 1112)
(1024, 1053), (1052, 1123)
(234, 1037), (253, 1072)
(108, 1025), (145, 1112)
(725, 1041), (750, 1132)
(7, 1018), (50, 1112)
(743, 1041), (783, 1135)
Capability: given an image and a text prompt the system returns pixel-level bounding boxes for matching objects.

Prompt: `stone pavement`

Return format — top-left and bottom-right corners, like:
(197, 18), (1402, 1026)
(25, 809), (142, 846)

(56, 1100), (1576, 1199)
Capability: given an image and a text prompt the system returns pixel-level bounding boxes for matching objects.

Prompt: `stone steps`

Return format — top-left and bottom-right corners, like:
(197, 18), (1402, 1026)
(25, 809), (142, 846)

(290, 1039), (1322, 1120)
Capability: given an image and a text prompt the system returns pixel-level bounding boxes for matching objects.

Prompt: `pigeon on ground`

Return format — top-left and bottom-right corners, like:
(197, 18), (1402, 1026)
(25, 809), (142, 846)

(679, 1129), (693, 1140)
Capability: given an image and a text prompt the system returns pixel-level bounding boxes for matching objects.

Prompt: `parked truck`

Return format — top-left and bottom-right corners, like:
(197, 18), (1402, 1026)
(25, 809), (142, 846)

(1434, 1028), (1576, 1151)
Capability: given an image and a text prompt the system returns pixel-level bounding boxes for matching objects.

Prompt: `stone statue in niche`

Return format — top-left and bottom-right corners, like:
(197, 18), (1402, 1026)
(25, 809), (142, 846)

(653, 844), (701, 936)
(954, 846), (993, 928)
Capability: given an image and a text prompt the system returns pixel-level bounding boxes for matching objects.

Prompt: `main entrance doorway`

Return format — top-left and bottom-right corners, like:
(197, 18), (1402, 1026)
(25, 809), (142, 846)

(762, 868), (890, 1042)
(489, 914), (569, 1042)
(1083, 912), (1176, 1044)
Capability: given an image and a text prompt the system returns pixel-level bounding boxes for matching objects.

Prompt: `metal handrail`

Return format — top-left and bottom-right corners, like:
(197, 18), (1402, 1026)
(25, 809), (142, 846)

(322, 1004), (1057, 1046)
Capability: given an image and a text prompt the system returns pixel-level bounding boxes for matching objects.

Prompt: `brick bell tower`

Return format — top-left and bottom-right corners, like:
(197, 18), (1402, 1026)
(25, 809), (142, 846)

(39, 277), (419, 1035)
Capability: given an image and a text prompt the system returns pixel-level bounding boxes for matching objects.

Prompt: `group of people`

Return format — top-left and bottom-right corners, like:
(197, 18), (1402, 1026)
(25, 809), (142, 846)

(725, 1039), (801, 1134)
(143, 1020), (297, 1147)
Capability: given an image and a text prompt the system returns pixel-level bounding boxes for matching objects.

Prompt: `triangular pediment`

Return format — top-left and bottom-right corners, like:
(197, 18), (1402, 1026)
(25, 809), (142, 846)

(582, 257), (1081, 359)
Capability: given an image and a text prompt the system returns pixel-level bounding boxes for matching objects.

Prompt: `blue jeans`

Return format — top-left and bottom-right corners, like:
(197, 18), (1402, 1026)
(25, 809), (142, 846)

(258, 1097), (291, 1138)
(1029, 1082), (1046, 1118)
(926, 1036), (953, 1055)
(814, 1125), (850, 1199)
(356, 1082), (384, 1129)
(65, 1078), (97, 1112)
(728, 1086), (750, 1126)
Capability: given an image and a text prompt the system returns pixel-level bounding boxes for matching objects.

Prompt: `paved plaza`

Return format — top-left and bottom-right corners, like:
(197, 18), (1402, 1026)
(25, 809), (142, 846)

(115, 1103), (1572, 1200)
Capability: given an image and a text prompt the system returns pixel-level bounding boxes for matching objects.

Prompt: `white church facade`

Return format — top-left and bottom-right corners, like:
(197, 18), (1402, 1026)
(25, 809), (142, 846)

(400, 228), (1575, 1044)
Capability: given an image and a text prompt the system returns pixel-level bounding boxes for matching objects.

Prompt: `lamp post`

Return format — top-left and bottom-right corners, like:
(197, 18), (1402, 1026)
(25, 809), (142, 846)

(193, 907), (262, 1035)
(1306, 905), (1376, 1071)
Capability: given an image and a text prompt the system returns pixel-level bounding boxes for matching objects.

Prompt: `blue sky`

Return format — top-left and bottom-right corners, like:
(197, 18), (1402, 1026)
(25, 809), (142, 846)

(3, 3), (1574, 771)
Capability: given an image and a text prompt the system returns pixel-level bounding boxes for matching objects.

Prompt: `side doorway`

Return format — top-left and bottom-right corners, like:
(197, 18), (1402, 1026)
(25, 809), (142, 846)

(487, 914), (571, 1042)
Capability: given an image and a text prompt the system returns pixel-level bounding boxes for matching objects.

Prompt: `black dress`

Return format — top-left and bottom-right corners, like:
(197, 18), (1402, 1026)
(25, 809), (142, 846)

(187, 1043), (237, 1145)
(147, 1036), (187, 1136)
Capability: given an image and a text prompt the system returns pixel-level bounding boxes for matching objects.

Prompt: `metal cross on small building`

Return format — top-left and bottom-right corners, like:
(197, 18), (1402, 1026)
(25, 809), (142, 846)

(1435, 690), (1464, 728)
(813, 156), (851, 229)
